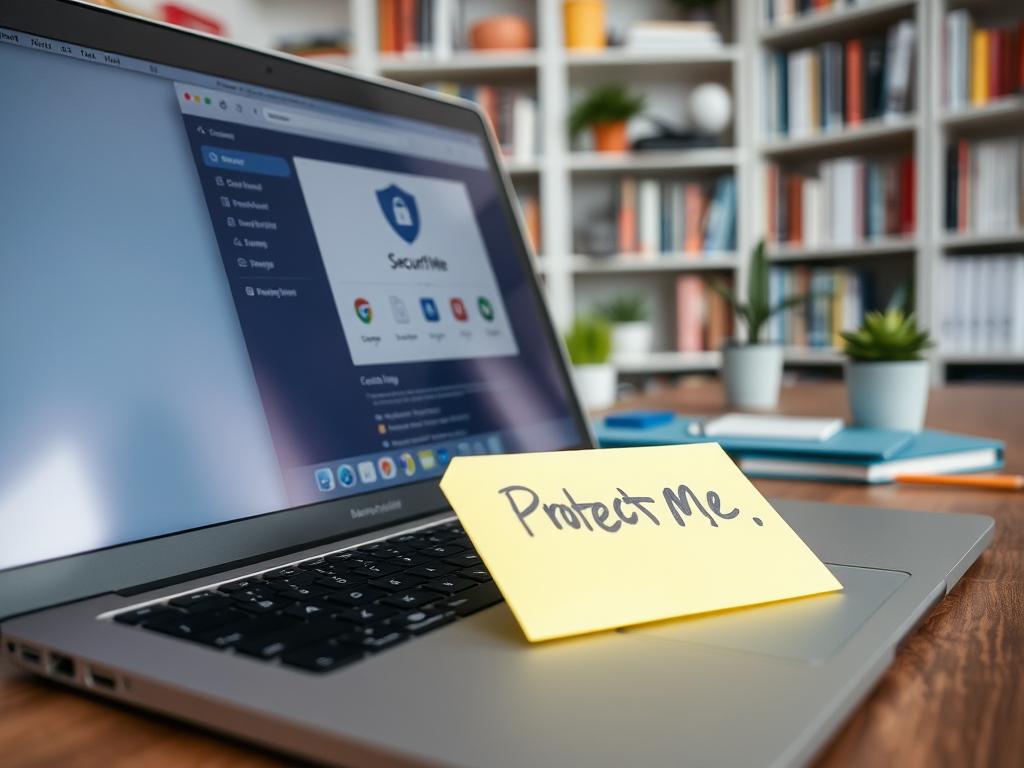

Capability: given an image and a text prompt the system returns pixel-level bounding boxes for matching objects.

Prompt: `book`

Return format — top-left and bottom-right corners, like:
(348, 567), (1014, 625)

(701, 414), (844, 441)
(675, 276), (704, 352)
(595, 415), (915, 460)
(940, 253), (1024, 354)
(737, 431), (1004, 483)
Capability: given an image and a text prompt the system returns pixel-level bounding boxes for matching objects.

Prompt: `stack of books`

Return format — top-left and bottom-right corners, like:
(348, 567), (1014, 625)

(763, 19), (916, 139)
(767, 155), (914, 248)
(675, 275), (734, 353)
(616, 175), (736, 258)
(764, 0), (877, 27)
(944, 9), (1024, 110)
(423, 83), (539, 160)
(944, 137), (1023, 235)
(940, 254), (1024, 355)
(623, 21), (722, 51)
(595, 414), (1004, 484)
(765, 265), (868, 350)
(379, 0), (460, 57)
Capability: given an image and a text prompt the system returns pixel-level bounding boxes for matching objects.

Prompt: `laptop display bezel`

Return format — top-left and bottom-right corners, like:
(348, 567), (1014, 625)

(0, 0), (593, 621)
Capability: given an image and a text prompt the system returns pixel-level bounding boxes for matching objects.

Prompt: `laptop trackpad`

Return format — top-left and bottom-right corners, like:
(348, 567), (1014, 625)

(621, 564), (909, 663)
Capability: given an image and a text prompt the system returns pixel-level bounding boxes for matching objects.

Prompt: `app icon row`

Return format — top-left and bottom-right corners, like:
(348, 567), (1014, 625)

(314, 435), (503, 493)
(314, 449), (442, 493)
(354, 295), (494, 325)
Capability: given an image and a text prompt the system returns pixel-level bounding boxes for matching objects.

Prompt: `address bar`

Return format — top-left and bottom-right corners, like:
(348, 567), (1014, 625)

(262, 107), (412, 152)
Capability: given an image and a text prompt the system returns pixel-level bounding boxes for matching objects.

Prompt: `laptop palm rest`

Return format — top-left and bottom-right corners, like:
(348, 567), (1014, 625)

(620, 564), (908, 663)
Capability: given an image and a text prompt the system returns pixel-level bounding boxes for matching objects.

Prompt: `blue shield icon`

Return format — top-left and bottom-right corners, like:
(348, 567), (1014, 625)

(376, 184), (420, 243)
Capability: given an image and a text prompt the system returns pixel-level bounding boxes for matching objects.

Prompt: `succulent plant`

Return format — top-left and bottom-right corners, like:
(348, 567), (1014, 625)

(706, 239), (813, 344)
(569, 84), (646, 141)
(598, 294), (649, 323)
(840, 308), (933, 361)
(564, 316), (612, 365)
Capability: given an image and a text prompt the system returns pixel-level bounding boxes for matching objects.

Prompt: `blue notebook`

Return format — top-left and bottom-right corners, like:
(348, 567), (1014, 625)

(736, 430), (1004, 483)
(595, 415), (1004, 484)
(595, 415), (914, 461)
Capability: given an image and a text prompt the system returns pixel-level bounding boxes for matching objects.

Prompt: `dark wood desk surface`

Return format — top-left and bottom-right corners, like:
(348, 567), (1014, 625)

(2, 383), (1022, 768)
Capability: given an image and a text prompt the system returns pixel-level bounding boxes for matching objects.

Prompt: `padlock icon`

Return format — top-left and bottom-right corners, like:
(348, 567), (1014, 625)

(392, 197), (413, 227)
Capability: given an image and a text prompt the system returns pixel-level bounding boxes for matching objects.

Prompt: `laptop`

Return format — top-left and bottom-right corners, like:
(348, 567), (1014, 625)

(0, 2), (994, 766)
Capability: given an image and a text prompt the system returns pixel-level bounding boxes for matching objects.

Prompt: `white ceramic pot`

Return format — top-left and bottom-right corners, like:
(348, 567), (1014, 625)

(721, 344), (784, 410)
(611, 321), (654, 358)
(846, 359), (930, 432)
(573, 363), (617, 410)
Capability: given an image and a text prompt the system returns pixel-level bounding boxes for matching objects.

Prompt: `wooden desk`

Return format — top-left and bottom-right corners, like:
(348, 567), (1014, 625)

(2, 383), (1022, 768)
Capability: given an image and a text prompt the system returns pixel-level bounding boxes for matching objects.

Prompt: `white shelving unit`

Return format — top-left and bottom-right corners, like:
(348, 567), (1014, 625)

(141, 0), (1023, 382)
(174, 0), (749, 380)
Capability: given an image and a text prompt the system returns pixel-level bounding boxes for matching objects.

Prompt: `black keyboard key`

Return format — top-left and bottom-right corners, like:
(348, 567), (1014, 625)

(335, 604), (400, 625)
(351, 562), (402, 578)
(387, 533), (423, 545)
(275, 584), (333, 602)
(262, 566), (304, 580)
(390, 609), (456, 636)
(324, 550), (364, 564)
(193, 614), (296, 649)
(265, 572), (320, 591)
(387, 554), (434, 568)
(406, 562), (459, 579)
(227, 586), (277, 603)
(421, 544), (466, 558)
(327, 587), (388, 607)
(218, 577), (268, 594)
(314, 573), (367, 590)
(168, 592), (222, 610)
(235, 620), (352, 660)
(368, 574), (426, 592)
(281, 640), (363, 673)
(233, 594), (295, 614)
(459, 566), (492, 582)
(444, 552), (483, 568)
(144, 609), (242, 639)
(282, 601), (336, 621)
(114, 605), (183, 626)
(380, 590), (435, 609)
(297, 557), (331, 570)
(422, 576), (477, 595)
(434, 581), (503, 617)
(346, 629), (408, 653)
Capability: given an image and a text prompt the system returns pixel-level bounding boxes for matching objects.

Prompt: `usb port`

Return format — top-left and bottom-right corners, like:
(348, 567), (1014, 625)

(87, 668), (117, 690)
(49, 653), (75, 679)
(20, 646), (41, 664)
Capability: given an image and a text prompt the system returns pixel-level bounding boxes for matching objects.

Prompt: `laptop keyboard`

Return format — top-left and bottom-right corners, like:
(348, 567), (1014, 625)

(110, 520), (502, 673)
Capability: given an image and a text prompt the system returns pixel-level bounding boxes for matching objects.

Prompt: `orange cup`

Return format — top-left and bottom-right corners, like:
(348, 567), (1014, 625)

(564, 0), (606, 50)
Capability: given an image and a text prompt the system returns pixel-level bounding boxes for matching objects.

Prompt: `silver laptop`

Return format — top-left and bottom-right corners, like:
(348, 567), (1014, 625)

(0, 3), (993, 766)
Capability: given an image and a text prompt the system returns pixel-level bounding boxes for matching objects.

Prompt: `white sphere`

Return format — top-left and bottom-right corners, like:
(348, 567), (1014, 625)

(689, 83), (733, 135)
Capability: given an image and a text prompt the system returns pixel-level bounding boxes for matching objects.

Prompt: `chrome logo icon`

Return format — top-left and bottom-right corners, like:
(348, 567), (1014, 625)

(354, 298), (372, 324)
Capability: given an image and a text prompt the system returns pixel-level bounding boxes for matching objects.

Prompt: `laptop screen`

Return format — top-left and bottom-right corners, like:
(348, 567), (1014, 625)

(0, 26), (582, 573)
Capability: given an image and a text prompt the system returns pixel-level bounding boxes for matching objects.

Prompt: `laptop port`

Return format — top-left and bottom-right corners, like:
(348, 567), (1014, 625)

(20, 646), (41, 664)
(86, 667), (117, 691)
(49, 653), (76, 679)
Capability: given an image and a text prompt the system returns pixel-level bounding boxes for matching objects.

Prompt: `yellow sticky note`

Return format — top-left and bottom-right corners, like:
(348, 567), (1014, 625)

(440, 443), (842, 642)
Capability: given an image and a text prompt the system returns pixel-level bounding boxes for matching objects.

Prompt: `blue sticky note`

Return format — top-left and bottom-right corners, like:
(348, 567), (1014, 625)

(603, 410), (675, 430)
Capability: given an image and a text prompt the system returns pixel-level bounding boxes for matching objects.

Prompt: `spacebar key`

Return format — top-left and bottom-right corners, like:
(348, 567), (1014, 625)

(436, 581), (503, 617)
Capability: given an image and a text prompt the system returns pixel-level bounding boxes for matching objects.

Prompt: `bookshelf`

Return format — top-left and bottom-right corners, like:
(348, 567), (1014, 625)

(131, 0), (1024, 383)
(751, 0), (1024, 382)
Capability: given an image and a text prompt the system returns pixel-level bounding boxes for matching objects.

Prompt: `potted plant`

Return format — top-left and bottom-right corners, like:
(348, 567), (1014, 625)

(706, 240), (813, 409)
(840, 307), (933, 431)
(564, 316), (616, 410)
(599, 294), (653, 358)
(569, 84), (645, 152)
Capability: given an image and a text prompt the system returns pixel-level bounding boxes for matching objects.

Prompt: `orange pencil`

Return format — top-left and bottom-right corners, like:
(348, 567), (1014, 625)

(894, 474), (1024, 490)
